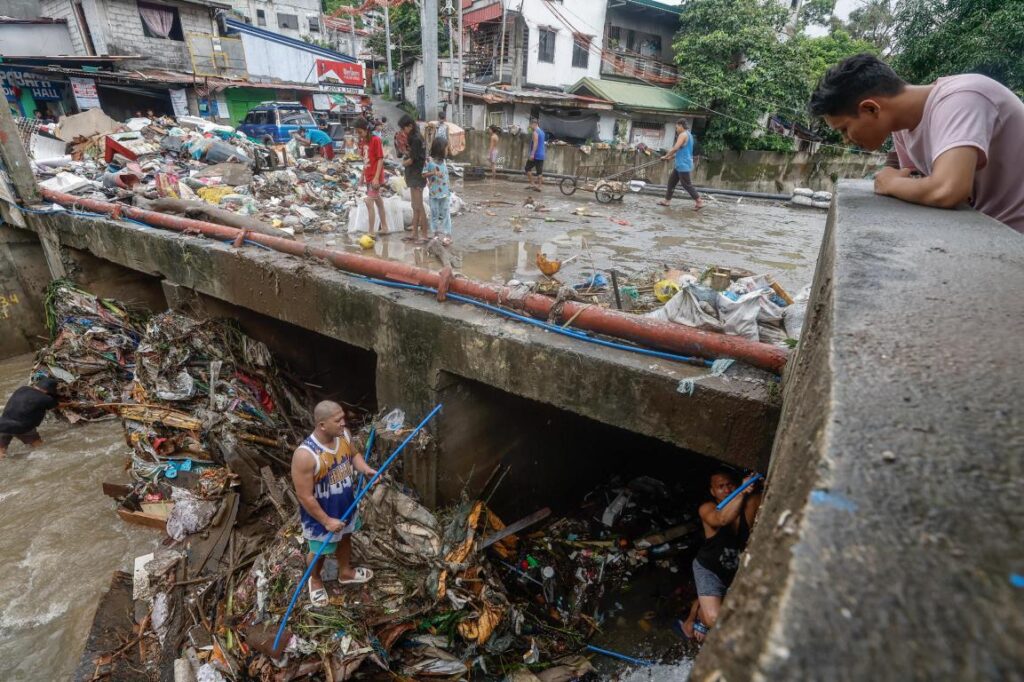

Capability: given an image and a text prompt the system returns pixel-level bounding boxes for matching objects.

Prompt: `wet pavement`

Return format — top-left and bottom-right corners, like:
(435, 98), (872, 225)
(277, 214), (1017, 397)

(0, 354), (159, 682)
(315, 176), (827, 294)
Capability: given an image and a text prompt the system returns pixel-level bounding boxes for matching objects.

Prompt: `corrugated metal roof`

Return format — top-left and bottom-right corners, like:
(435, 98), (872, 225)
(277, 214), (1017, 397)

(567, 77), (693, 113)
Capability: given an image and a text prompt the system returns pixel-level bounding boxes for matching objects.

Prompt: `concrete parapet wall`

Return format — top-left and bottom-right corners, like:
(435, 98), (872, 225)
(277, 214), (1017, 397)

(452, 129), (884, 193)
(10, 213), (780, 505)
(692, 181), (1024, 680)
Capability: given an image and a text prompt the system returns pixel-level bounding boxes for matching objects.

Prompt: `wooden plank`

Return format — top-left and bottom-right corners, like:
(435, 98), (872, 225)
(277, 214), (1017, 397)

(117, 507), (170, 531)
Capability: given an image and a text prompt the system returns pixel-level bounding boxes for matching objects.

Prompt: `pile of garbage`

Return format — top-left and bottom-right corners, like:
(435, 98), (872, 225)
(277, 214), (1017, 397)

(25, 109), (465, 241)
(33, 280), (146, 421)
(646, 268), (808, 345)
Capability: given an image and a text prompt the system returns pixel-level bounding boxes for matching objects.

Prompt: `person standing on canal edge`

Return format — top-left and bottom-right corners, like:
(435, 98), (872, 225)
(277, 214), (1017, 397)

(810, 53), (1024, 233)
(678, 469), (762, 642)
(399, 114), (429, 244)
(659, 118), (704, 211)
(355, 117), (390, 235)
(291, 401), (377, 606)
(0, 377), (61, 459)
(488, 125), (502, 181)
(525, 117), (546, 192)
(424, 136), (454, 246)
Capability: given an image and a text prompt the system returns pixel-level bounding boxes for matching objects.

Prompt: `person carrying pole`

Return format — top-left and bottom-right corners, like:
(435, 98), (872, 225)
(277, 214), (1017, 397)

(290, 401), (377, 607)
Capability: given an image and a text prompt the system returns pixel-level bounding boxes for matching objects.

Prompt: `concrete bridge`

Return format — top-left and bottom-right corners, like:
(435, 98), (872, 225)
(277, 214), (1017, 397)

(1, 117), (1021, 677)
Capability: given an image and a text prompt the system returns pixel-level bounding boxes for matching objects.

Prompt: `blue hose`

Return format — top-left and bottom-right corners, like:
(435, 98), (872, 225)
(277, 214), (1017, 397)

(715, 472), (764, 510)
(350, 274), (715, 368)
(354, 426), (377, 495)
(272, 403), (443, 651)
(585, 644), (655, 667)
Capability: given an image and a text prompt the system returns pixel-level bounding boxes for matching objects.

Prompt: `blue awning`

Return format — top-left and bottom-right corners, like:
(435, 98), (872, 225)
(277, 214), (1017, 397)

(223, 17), (358, 64)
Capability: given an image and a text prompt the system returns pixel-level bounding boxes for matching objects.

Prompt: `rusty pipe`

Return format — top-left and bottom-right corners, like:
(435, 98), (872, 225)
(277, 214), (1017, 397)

(38, 188), (789, 373)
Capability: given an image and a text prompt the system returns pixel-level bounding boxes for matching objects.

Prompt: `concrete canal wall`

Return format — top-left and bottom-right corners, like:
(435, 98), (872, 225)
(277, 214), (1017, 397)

(453, 129), (885, 193)
(692, 180), (1024, 680)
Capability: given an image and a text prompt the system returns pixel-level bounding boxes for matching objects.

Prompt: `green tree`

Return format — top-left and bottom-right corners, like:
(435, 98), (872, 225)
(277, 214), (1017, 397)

(673, 0), (876, 151)
(363, 2), (455, 62)
(843, 0), (895, 52)
(892, 0), (1024, 95)
(799, 0), (837, 30)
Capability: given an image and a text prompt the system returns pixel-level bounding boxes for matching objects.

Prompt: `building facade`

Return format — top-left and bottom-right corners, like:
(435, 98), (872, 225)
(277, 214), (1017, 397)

(228, 0), (322, 40)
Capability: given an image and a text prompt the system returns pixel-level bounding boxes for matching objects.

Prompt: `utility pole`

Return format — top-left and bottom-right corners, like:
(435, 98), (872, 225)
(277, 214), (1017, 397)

(349, 11), (357, 61)
(382, 0), (394, 97)
(447, 11), (455, 117)
(422, 0), (440, 120)
(457, 0), (464, 125)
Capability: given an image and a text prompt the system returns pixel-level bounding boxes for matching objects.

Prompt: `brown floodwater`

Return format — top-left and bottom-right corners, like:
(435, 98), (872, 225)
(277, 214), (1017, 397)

(0, 354), (159, 681)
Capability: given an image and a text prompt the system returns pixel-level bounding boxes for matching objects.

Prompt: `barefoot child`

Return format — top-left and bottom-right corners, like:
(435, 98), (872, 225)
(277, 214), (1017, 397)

(488, 125), (501, 180)
(424, 137), (453, 245)
(355, 118), (390, 235)
(291, 401), (377, 606)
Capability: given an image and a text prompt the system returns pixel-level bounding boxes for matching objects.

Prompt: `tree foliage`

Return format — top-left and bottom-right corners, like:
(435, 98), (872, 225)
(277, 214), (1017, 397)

(363, 2), (455, 63)
(843, 0), (895, 52)
(892, 0), (1024, 95)
(673, 0), (876, 151)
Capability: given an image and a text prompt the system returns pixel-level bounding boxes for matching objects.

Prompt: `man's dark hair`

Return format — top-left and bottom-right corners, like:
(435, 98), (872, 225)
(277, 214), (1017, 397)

(35, 377), (61, 395)
(489, 125), (502, 134)
(809, 54), (907, 117)
(675, 118), (689, 128)
(398, 114), (416, 129)
(354, 117), (370, 130)
(709, 468), (739, 485)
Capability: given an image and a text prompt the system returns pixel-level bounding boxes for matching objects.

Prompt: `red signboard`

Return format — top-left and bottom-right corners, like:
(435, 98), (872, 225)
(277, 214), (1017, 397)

(316, 59), (364, 87)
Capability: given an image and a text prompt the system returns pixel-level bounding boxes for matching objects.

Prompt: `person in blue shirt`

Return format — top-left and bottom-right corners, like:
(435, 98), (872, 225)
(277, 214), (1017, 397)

(525, 116), (546, 192)
(659, 119), (704, 211)
(423, 136), (454, 245)
(295, 127), (335, 159)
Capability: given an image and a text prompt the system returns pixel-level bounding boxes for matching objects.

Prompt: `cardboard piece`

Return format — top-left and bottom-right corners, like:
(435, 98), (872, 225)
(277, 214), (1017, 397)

(56, 108), (119, 142)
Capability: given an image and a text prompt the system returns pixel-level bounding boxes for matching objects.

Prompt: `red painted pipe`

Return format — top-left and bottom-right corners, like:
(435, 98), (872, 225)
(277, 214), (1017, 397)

(38, 188), (789, 373)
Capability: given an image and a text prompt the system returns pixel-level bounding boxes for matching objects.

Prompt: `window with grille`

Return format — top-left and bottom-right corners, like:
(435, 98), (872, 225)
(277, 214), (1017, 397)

(538, 29), (556, 64)
(277, 13), (299, 30)
(256, 9), (266, 26)
(308, 16), (320, 32)
(572, 35), (590, 69)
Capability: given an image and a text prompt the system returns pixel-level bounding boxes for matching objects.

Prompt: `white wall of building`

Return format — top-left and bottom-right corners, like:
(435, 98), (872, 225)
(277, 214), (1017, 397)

(231, 0), (322, 39)
(0, 22), (75, 55)
(516, 0), (605, 89)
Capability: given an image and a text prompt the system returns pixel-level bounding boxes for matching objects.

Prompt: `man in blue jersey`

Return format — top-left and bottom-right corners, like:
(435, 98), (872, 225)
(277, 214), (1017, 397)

(659, 119), (704, 211)
(525, 116), (546, 192)
(290, 401), (377, 606)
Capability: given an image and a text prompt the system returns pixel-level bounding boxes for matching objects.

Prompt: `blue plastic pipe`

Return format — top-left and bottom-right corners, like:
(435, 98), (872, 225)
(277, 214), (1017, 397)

(272, 403), (443, 651)
(715, 472), (764, 510)
(585, 644), (655, 667)
(354, 426), (377, 495)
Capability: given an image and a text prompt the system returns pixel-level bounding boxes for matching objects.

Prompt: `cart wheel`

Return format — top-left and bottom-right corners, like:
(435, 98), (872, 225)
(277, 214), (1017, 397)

(612, 190), (626, 202)
(559, 177), (578, 196)
(595, 183), (615, 203)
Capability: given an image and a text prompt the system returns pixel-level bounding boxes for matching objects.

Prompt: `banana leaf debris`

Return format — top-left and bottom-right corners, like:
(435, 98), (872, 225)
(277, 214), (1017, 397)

(36, 284), (695, 681)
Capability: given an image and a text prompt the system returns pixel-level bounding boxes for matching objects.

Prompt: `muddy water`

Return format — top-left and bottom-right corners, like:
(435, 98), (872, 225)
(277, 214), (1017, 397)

(0, 354), (158, 682)
(313, 177), (826, 294)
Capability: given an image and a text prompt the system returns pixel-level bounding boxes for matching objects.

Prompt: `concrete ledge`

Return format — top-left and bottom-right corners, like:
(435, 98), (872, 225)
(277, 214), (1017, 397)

(693, 181), (1024, 679)
(19, 213), (780, 474)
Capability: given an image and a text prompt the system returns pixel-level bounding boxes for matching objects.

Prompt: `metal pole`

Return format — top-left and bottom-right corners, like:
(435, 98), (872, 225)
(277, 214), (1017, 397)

(349, 9), (357, 59)
(448, 12), (455, 114)
(457, 0), (464, 124)
(383, 0), (394, 97)
(423, 0), (440, 120)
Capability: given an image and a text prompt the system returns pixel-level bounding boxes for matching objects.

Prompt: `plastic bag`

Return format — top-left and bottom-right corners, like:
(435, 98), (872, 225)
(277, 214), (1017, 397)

(346, 196), (406, 233)
(648, 285), (722, 332)
(718, 289), (766, 341)
(165, 488), (219, 541)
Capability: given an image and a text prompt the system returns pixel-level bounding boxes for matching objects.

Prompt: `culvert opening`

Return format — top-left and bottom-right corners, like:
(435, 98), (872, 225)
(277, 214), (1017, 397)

(435, 372), (750, 672)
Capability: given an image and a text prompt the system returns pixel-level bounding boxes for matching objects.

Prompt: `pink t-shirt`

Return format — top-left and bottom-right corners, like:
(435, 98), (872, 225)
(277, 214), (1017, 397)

(893, 74), (1024, 233)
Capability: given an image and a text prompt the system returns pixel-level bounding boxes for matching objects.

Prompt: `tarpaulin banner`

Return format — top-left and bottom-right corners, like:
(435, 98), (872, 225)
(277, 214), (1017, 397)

(316, 59), (364, 87)
(1, 67), (63, 102)
(69, 77), (100, 109)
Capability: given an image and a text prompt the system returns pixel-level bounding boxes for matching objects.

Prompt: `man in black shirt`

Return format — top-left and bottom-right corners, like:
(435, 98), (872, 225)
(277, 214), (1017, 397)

(0, 377), (61, 458)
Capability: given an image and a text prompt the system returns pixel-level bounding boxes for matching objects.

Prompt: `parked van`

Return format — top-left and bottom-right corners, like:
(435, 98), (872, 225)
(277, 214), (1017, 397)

(237, 102), (318, 144)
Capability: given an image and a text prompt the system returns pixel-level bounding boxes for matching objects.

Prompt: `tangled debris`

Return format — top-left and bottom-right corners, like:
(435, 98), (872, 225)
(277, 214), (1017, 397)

(41, 290), (695, 680)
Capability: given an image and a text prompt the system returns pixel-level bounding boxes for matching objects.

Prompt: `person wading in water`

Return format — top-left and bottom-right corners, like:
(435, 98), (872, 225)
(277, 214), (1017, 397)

(0, 377), (61, 459)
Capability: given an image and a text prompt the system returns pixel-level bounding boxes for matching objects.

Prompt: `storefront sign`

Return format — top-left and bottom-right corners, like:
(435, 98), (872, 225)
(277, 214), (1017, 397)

(1, 67), (63, 102)
(69, 77), (100, 109)
(312, 93), (331, 111)
(169, 89), (189, 117)
(316, 59), (364, 88)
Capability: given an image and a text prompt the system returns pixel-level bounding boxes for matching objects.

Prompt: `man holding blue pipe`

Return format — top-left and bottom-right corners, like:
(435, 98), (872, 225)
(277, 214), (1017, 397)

(291, 401), (377, 607)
